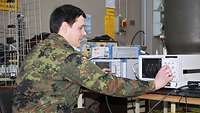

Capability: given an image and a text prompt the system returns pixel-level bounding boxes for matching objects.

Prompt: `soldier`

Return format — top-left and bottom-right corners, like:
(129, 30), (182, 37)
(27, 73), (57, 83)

(12, 4), (173, 113)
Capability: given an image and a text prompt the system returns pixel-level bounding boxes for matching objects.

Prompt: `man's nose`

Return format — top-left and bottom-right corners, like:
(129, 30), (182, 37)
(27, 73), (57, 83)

(82, 29), (87, 36)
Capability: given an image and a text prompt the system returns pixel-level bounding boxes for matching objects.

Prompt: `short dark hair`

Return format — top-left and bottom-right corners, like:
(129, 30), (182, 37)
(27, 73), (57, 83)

(50, 4), (86, 33)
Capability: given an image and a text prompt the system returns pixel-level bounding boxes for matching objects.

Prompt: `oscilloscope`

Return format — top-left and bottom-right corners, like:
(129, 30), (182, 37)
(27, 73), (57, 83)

(139, 54), (200, 88)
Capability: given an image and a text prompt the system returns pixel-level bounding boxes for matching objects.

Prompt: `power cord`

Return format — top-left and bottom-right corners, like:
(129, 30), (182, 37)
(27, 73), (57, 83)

(147, 85), (189, 113)
(147, 89), (175, 113)
(105, 96), (113, 113)
(185, 94), (188, 113)
(177, 86), (189, 113)
(180, 86), (189, 113)
(178, 94), (184, 103)
(178, 89), (189, 113)
(130, 30), (145, 46)
(131, 62), (139, 79)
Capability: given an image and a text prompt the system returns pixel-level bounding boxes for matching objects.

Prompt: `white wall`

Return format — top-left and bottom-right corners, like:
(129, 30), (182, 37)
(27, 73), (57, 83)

(0, 0), (161, 53)
(39, 0), (159, 53)
(39, 0), (145, 43)
(40, 0), (105, 38)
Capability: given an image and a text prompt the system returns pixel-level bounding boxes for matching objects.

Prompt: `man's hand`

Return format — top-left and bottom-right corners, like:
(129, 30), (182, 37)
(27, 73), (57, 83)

(154, 65), (173, 90)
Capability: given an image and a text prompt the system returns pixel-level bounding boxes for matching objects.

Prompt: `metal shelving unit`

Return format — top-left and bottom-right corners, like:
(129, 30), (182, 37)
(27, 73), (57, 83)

(0, 0), (42, 86)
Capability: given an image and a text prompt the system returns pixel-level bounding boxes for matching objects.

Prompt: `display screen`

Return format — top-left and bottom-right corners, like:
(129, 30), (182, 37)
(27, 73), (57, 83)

(95, 62), (110, 69)
(142, 58), (162, 78)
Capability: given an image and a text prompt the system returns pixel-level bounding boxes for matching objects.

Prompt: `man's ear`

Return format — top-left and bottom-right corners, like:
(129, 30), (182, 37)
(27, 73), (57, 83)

(58, 22), (69, 36)
(63, 21), (72, 29)
(60, 22), (68, 31)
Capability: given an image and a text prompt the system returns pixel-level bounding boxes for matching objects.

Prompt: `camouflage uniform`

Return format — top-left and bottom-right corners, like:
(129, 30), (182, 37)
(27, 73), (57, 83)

(13, 33), (155, 113)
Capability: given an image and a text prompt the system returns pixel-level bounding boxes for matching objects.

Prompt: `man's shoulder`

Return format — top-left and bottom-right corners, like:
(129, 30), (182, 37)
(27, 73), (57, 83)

(42, 33), (74, 51)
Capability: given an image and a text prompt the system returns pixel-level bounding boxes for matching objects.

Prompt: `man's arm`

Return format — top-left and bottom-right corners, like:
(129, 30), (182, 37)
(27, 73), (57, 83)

(60, 52), (156, 97)
(19, 37), (171, 98)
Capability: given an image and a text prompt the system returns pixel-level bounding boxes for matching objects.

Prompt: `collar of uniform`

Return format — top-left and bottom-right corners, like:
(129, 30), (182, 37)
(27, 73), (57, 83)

(50, 33), (67, 43)
(49, 33), (79, 52)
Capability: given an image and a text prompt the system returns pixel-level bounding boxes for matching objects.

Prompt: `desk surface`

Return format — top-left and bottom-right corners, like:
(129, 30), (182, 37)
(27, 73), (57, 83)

(137, 93), (200, 105)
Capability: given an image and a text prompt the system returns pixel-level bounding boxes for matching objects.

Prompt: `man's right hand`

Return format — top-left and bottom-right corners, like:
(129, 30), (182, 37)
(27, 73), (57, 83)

(154, 65), (173, 90)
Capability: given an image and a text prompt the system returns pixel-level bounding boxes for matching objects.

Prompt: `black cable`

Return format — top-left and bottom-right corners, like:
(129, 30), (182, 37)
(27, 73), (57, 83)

(131, 63), (139, 79)
(178, 89), (187, 113)
(105, 96), (113, 113)
(175, 85), (189, 105)
(147, 89), (174, 113)
(185, 94), (188, 113)
(178, 95), (183, 103)
(147, 85), (189, 113)
(130, 30), (145, 46)
(175, 85), (192, 113)
(160, 38), (166, 48)
(178, 84), (199, 113)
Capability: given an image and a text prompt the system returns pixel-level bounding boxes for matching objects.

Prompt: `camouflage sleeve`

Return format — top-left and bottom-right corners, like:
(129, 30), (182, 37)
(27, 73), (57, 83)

(61, 52), (155, 97)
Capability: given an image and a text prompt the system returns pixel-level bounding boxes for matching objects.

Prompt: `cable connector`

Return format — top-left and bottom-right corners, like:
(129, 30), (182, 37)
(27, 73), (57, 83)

(187, 81), (200, 89)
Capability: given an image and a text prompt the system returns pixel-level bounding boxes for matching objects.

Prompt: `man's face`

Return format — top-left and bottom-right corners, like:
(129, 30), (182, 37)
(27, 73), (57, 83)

(65, 15), (86, 48)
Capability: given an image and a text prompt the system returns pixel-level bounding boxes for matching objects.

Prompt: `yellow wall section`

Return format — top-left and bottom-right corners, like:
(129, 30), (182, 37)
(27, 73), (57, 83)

(0, 0), (19, 12)
(104, 8), (116, 40)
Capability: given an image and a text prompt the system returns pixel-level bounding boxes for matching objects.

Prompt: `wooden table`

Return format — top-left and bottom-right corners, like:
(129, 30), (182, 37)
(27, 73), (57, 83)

(135, 93), (200, 113)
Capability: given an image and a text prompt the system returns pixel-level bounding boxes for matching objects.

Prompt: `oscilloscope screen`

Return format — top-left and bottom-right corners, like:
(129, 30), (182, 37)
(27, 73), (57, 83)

(142, 58), (162, 79)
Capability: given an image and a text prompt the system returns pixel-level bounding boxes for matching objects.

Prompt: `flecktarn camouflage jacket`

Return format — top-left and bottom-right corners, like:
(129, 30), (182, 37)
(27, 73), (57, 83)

(13, 33), (155, 113)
